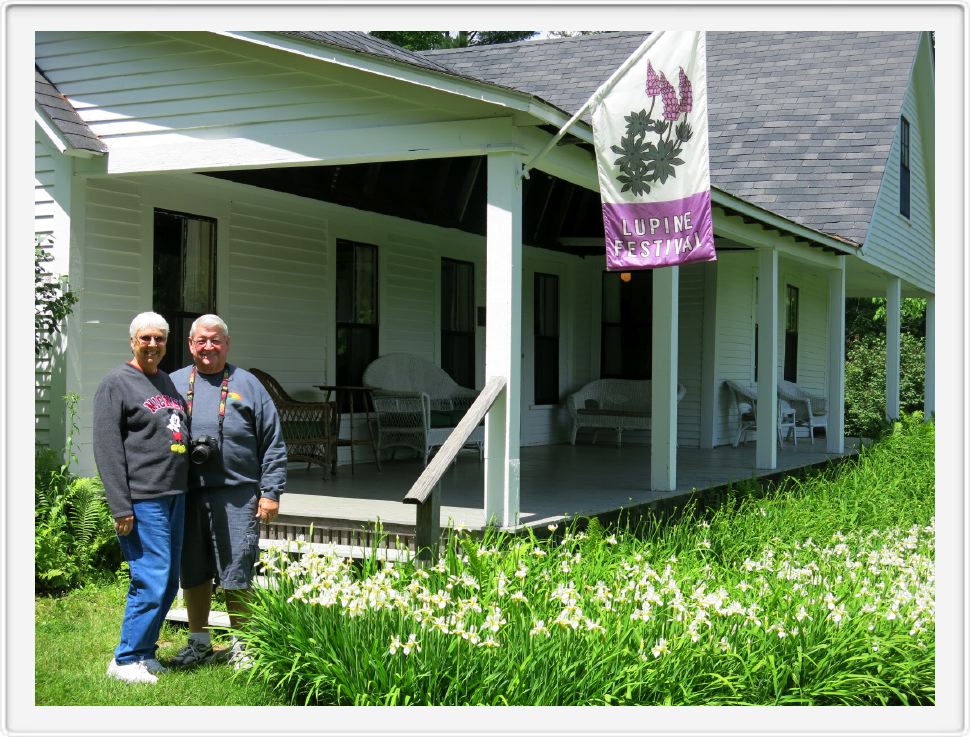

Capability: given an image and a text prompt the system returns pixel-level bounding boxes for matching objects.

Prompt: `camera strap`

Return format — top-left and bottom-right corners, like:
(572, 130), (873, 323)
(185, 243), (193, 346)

(186, 366), (230, 444)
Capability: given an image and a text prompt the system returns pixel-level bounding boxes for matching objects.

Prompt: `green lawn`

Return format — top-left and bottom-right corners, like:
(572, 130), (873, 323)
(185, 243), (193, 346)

(35, 582), (287, 706)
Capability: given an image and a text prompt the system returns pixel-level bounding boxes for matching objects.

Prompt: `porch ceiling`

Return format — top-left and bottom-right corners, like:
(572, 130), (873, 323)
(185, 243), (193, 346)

(204, 157), (606, 255)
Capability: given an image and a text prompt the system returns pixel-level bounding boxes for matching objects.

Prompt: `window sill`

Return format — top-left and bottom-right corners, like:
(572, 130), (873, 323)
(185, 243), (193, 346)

(529, 403), (562, 411)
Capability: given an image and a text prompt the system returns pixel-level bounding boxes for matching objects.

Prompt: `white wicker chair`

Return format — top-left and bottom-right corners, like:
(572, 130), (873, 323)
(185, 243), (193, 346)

(777, 379), (828, 444)
(725, 380), (797, 448)
(362, 354), (483, 465)
(565, 379), (686, 447)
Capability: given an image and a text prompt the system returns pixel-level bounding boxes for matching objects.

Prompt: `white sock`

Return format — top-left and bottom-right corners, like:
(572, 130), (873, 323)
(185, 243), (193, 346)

(189, 631), (211, 647)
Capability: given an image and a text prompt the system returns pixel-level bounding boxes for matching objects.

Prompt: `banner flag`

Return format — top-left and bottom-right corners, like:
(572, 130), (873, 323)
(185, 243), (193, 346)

(591, 31), (716, 271)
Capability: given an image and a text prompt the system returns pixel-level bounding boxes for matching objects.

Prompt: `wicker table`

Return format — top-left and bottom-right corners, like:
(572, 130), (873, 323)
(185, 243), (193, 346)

(314, 385), (382, 473)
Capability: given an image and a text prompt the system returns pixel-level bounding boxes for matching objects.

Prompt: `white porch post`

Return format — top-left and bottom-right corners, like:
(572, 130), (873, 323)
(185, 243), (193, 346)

(698, 262), (718, 449)
(924, 296), (934, 419)
(484, 151), (523, 528)
(885, 278), (902, 421)
(651, 266), (679, 491)
(826, 263), (846, 453)
(756, 247), (779, 470)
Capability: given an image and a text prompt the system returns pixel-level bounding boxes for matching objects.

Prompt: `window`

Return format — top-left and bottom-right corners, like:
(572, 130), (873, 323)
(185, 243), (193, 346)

(601, 271), (652, 379)
(899, 116), (911, 219)
(153, 208), (216, 373)
(336, 239), (379, 389)
(784, 285), (799, 382)
(534, 273), (560, 404)
(441, 258), (475, 388)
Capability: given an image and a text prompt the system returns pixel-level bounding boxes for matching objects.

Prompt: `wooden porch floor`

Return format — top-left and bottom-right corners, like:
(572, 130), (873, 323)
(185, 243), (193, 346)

(276, 438), (862, 535)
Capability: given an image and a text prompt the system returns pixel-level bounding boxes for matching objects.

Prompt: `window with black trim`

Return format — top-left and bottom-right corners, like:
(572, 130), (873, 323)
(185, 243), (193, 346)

(441, 258), (475, 388)
(601, 271), (652, 379)
(899, 116), (911, 219)
(534, 273), (560, 405)
(153, 208), (217, 374)
(336, 239), (379, 388)
(784, 285), (799, 382)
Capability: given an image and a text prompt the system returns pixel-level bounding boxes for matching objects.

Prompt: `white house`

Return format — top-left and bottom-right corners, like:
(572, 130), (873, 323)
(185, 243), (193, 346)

(34, 30), (935, 532)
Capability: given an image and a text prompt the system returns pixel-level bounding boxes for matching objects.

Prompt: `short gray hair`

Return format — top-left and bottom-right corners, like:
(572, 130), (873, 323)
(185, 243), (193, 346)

(189, 314), (230, 338)
(129, 312), (169, 338)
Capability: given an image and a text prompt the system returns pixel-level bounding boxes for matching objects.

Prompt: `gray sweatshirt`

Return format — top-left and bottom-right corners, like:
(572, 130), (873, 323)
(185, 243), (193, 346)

(93, 364), (190, 518)
(170, 364), (286, 500)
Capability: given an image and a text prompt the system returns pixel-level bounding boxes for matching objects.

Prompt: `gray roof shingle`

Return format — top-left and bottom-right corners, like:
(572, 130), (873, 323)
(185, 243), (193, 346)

(276, 31), (457, 74)
(423, 31), (922, 246)
(35, 67), (107, 154)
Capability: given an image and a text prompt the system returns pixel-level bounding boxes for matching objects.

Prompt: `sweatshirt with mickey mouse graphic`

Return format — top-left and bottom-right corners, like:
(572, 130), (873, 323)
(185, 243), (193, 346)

(93, 363), (190, 519)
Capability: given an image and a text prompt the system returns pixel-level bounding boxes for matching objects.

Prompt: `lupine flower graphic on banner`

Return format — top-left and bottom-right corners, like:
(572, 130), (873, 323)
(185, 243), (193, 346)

(591, 31), (716, 270)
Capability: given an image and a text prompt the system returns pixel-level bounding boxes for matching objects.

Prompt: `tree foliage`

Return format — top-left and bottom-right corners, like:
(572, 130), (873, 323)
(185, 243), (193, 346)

(35, 236), (79, 357)
(370, 31), (536, 51)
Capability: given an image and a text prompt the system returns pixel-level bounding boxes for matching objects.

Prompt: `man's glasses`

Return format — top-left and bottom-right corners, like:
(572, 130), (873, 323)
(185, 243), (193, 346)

(135, 335), (167, 345)
(191, 337), (225, 347)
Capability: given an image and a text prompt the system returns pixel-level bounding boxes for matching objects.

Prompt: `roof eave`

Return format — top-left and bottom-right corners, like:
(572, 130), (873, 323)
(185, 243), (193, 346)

(218, 31), (594, 144)
(34, 106), (104, 159)
(712, 187), (859, 255)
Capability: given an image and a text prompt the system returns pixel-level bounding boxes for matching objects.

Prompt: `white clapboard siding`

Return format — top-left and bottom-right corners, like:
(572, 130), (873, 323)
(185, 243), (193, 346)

(35, 31), (485, 154)
(712, 252), (758, 447)
(778, 262), (829, 395)
(857, 42), (934, 295)
(676, 264), (706, 447)
(35, 136), (57, 446)
(224, 197), (329, 399)
(380, 237), (437, 359)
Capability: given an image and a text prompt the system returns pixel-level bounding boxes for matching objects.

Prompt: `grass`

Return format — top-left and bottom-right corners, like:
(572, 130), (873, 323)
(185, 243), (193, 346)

(34, 581), (287, 706)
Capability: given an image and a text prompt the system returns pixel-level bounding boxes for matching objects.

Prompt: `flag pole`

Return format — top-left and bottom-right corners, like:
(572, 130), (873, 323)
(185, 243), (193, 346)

(520, 32), (660, 178)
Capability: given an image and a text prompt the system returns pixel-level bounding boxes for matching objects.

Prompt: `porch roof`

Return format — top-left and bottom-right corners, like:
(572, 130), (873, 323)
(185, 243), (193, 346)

(34, 66), (106, 155)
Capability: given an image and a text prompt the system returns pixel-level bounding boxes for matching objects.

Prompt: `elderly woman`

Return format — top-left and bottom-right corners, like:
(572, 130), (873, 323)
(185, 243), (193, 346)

(93, 312), (189, 684)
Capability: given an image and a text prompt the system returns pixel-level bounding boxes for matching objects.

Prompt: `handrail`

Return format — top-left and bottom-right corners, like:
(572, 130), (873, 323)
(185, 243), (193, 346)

(403, 375), (507, 506)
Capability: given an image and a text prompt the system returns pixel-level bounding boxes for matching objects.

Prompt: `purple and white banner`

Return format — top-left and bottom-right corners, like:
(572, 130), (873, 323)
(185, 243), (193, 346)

(591, 31), (715, 271)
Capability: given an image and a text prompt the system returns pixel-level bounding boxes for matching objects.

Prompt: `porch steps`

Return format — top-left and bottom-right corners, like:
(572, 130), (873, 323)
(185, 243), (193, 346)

(165, 539), (414, 628)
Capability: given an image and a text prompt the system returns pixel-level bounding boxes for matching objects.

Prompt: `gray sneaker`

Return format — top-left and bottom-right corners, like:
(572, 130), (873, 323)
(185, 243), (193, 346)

(170, 639), (216, 668)
(106, 659), (158, 684)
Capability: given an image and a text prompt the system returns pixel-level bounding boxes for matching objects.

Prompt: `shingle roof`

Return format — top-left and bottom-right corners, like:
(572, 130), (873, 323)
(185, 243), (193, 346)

(276, 31), (457, 74)
(423, 31), (922, 246)
(34, 66), (107, 154)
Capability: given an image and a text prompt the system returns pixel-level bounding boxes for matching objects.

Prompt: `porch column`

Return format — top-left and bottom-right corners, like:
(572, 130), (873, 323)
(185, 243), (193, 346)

(885, 278), (902, 421)
(826, 262), (846, 453)
(651, 266), (679, 491)
(698, 261), (718, 449)
(484, 151), (523, 528)
(924, 296), (934, 419)
(756, 247), (779, 470)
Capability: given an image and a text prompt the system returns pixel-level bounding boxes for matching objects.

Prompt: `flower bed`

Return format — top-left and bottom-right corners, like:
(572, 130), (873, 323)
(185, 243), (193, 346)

(242, 416), (934, 705)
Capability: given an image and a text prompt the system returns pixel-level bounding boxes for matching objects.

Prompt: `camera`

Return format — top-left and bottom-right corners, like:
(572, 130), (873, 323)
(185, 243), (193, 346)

(190, 435), (220, 465)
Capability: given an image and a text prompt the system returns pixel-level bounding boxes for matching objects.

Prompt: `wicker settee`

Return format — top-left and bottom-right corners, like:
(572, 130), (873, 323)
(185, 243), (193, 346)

(566, 379), (686, 447)
(362, 354), (484, 465)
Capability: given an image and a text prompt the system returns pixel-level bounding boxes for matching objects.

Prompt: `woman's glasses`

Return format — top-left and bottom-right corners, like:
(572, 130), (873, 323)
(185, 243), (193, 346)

(135, 335), (167, 345)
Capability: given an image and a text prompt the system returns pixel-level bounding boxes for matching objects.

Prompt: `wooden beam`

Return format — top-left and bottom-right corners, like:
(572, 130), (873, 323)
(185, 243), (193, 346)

(414, 482), (441, 563)
(886, 278), (902, 421)
(651, 266), (679, 491)
(756, 247), (778, 470)
(827, 264), (846, 453)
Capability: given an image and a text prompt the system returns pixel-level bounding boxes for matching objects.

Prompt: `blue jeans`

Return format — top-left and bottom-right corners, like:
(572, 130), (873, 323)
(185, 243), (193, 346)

(114, 494), (185, 664)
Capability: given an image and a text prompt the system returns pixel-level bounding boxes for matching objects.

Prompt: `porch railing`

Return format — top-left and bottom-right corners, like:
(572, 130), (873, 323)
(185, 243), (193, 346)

(403, 375), (507, 560)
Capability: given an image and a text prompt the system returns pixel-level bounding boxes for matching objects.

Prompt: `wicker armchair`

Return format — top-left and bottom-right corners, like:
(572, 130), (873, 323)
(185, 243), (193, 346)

(249, 369), (337, 477)
(724, 380), (796, 448)
(363, 354), (484, 465)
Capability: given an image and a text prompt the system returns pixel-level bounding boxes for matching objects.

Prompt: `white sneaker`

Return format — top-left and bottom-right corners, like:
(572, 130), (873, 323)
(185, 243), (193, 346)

(106, 659), (158, 684)
(142, 658), (168, 675)
(229, 640), (253, 671)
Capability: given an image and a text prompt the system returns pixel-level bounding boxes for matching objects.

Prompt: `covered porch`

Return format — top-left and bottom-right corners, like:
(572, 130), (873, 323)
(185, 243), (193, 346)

(270, 439), (862, 544)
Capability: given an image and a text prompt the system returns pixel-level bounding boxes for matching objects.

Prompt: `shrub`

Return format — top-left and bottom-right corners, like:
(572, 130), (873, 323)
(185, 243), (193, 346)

(35, 395), (120, 593)
(241, 416), (934, 706)
(845, 331), (925, 439)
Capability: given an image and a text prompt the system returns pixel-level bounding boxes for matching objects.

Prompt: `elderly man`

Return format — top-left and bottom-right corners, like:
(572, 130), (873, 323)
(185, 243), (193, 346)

(169, 314), (287, 669)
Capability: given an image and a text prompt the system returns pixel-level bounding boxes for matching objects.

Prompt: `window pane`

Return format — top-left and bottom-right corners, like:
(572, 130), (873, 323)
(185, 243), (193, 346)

(182, 219), (214, 313)
(355, 245), (378, 325)
(441, 258), (475, 385)
(601, 271), (651, 379)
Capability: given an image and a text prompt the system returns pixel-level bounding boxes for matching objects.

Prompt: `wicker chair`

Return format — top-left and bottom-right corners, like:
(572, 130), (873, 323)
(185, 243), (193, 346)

(362, 354), (484, 466)
(777, 379), (828, 444)
(249, 368), (338, 477)
(725, 380), (796, 448)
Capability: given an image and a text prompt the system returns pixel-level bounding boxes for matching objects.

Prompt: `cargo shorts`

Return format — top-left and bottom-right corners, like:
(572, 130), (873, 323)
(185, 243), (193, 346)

(180, 484), (261, 591)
